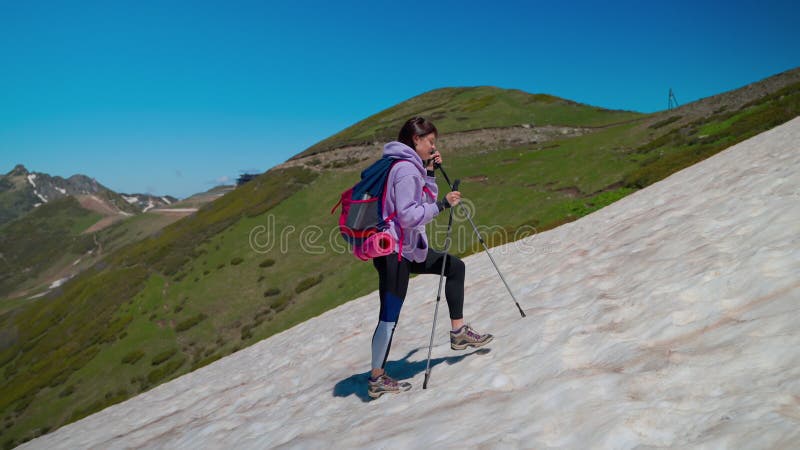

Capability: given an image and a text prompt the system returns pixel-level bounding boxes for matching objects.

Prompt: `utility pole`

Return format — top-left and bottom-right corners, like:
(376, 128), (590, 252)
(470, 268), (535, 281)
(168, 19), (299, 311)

(668, 88), (679, 110)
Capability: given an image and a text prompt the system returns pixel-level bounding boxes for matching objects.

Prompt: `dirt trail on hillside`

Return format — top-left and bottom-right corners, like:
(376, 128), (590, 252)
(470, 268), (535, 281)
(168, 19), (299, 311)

(278, 125), (593, 171)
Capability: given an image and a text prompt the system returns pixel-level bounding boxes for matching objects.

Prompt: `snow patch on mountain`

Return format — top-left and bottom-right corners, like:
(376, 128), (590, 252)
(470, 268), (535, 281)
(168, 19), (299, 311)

(27, 173), (37, 188)
(48, 276), (71, 289)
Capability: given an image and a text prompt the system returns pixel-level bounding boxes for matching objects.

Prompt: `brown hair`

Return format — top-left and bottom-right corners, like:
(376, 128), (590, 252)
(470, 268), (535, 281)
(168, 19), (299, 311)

(397, 117), (438, 149)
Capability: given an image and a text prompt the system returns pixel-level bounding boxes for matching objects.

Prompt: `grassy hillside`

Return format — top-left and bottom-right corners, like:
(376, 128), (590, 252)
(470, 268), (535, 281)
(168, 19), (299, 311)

(0, 198), (101, 298)
(0, 177), (37, 227)
(0, 187), (228, 302)
(294, 86), (643, 159)
(1, 70), (799, 448)
(625, 81), (800, 188)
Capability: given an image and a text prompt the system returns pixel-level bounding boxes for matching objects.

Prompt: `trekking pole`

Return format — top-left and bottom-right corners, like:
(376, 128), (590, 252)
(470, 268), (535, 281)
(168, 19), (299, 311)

(435, 164), (526, 318)
(423, 179), (460, 390)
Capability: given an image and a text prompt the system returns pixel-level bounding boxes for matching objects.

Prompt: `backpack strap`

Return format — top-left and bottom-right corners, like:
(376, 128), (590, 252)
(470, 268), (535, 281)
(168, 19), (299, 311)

(330, 194), (344, 214)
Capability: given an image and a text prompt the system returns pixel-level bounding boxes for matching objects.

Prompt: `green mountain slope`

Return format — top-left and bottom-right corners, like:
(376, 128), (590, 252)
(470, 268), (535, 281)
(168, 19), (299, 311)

(0, 179), (227, 301)
(294, 86), (643, 159)
(1, 68), (799, 448)
(0, 197), (101, 299)
(0, 173), (38, 226)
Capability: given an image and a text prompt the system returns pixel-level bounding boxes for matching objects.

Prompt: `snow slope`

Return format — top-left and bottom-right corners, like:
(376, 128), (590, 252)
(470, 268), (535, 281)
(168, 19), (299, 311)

(21, 118), (800, 449)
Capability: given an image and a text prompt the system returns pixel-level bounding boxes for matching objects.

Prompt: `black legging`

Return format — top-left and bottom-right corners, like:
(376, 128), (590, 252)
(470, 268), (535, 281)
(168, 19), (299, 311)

(374, 249), (465, 321)
(370, 250), (465, 369)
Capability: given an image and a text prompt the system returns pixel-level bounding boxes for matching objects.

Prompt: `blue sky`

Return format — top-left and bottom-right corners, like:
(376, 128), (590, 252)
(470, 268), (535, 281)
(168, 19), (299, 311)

(1, 0), (797, 198)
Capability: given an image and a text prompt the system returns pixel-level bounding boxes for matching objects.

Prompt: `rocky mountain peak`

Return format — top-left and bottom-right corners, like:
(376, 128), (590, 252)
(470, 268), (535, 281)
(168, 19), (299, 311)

(7, 164), (29, 176)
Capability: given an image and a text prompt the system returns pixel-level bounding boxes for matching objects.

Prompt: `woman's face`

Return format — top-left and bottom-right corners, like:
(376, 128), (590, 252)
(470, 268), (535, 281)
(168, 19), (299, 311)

(413, 133), (437, 161)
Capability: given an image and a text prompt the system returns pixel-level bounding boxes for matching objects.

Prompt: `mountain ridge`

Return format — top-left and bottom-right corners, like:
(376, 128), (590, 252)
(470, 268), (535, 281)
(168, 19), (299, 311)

(0, 166), (204, 300)
(1, 164), (142, 226)
(284, 67), (800, 172)
(290, 86), (644, 161)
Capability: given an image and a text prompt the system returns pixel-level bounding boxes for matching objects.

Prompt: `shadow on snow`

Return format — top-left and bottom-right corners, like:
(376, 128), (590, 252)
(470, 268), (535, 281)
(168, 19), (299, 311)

(333, 347), (491, 402)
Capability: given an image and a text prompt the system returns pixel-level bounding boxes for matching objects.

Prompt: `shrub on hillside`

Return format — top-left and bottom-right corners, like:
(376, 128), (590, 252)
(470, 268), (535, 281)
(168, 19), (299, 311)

(176, 313), (207, 332)
(70, 234), (96, 254)
(255, 308), (271, 321)
(172, 273), (187, 282)
(240, 325), (254, 341)
(151, 349), (177, 366)
(68, 389), (129, 424)
(59, 385), (75, 398)
(99, 314), (133, 344)
(146, 357), (185, 384)
(121, 350), (145, 365)
(191, 354), (222, 371)
(294, 274), (323, 294)
(258, 258), (275, 268)
(327, 157), (360, 169)
(263, 288), (280, 297)
(270, 295), (292, 312)
(48, 370), (71, 387)
(230, 257), (244, 266)
(649, 115), (682, 129)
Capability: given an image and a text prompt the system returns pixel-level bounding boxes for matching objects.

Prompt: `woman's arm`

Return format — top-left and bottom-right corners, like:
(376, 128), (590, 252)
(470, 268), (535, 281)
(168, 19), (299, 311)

(392, 174), (440, 228)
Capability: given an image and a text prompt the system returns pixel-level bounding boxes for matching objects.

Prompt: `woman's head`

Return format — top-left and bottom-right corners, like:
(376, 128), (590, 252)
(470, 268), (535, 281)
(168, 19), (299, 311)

(398, 116), (438, 161)
(398, 117), (437, 149)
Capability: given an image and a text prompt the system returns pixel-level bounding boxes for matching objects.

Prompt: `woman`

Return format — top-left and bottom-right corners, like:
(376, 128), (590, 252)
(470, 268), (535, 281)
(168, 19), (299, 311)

(368, 116), (493, 399)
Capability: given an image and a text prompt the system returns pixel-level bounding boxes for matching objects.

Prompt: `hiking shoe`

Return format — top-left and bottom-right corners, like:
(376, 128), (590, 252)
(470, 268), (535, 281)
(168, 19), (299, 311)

(368, 373), (412, 399)
(450, 324), (494, 350)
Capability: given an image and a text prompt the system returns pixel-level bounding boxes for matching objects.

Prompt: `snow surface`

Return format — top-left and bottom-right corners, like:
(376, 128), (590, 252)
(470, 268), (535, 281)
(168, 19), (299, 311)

(123, 195), (140, 204)
(149, 208), (198, 213)
(143, 200), (155, 213)
(26, 173), (37, 188)
(48, 276), (71, 289)
(161, 196), (172, 205)
(27, 277), (75, 299)
(56, 187), (67, 195)
(20, 119), (800, 449)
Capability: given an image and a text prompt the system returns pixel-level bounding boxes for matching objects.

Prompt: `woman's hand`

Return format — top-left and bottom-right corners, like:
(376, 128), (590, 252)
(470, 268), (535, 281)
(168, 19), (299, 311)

(426, 151), (442, 170)
(446, 191), (461, 206)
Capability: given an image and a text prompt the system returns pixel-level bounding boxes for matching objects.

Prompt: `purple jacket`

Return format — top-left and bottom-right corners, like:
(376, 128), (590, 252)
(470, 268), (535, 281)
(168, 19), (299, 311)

(382, 141), (440, 262)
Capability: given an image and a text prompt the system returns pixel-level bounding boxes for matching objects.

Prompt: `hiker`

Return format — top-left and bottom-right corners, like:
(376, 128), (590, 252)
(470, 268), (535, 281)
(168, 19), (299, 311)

(368, 117), (493, 398)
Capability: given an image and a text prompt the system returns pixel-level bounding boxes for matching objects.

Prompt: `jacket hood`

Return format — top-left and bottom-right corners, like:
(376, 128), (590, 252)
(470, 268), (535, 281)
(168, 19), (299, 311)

(382, 141), (426, 175)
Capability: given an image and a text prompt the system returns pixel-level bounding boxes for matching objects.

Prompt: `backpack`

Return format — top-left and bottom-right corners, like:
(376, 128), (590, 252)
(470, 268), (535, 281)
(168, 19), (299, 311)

(331, 156), (435, 261)
(331, 157), (406, 261)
